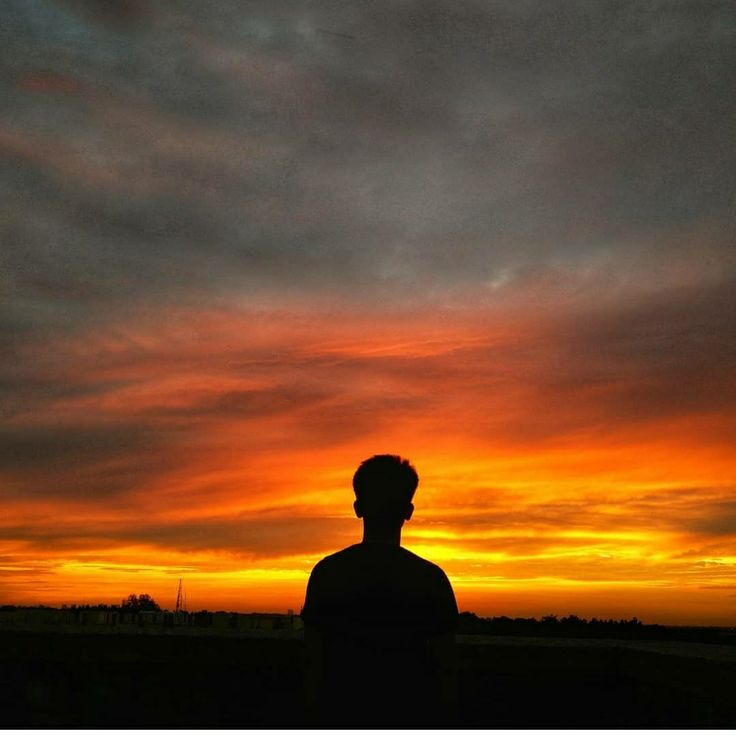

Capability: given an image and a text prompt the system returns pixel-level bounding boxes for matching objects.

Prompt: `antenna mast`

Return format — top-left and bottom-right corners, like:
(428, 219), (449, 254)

(175, 578), (183, 614)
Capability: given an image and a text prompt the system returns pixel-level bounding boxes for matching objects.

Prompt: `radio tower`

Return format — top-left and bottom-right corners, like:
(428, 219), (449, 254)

(175, 578), (184, 614)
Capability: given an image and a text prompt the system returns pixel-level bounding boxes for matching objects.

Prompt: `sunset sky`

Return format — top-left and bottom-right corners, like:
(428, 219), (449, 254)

(2, 1), (735, 625)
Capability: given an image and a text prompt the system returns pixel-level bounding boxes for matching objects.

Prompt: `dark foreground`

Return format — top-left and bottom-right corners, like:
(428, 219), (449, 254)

(1, 630), (735, 727)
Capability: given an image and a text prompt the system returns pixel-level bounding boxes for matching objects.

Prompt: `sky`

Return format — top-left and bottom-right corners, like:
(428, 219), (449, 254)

(1, 0), (735, 624)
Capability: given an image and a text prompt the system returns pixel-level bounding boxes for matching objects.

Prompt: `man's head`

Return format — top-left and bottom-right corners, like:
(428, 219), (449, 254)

(352, 454), (418, 525)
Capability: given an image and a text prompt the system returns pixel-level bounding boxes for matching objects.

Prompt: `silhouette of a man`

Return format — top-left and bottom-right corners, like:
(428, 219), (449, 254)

(301, 454), (458, 726)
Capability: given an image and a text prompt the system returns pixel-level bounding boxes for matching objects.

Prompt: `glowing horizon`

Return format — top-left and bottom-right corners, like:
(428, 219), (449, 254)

(3, 296), (735, 625)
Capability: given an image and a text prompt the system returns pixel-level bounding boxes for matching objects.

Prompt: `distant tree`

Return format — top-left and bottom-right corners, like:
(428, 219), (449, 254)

(121, 593), (160, 612)
(561, 614), (584, 625)
(138, 594), (160, 611)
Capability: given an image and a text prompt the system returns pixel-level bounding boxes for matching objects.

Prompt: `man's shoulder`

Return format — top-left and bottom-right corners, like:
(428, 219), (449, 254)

(398, 546), (449, 576)
(311, 543), (448, 581)
(311, 544), (362, 569)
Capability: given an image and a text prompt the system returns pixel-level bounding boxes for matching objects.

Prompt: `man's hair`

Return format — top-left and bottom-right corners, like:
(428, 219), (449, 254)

(352, 454), (419, 518)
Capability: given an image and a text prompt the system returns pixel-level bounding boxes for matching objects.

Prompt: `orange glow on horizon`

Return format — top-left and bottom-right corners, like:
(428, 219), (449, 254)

(2, 302), (735, 626)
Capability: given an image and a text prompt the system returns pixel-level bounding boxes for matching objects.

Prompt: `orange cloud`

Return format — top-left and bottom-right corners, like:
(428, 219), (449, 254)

(1, 283), (734, 623)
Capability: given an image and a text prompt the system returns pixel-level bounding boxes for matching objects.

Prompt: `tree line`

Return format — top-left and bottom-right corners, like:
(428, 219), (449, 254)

(0, 593), (162, 613)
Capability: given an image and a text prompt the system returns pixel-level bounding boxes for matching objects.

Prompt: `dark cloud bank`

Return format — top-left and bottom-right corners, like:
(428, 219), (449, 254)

(1, 0), (734, 333)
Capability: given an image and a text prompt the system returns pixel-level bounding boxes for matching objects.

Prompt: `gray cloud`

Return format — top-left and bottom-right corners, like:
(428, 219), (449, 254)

(1, 0), (734, 343)
(425, 486), (736, 536)
(0, 513), (355, 559)
(0, 422), (186, 499)
(684, 501), (736, 537)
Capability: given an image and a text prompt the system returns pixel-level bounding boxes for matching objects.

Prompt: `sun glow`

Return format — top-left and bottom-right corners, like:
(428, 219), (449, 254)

(2, 304), (734, 625)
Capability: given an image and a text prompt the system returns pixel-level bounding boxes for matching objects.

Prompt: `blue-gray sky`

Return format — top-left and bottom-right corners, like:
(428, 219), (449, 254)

(3, 1), (734, 325)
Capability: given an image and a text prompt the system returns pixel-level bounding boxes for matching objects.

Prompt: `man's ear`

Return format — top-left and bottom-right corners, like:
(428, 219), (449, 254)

(353, 499), (363, 519)
(404, 502), (414, 521)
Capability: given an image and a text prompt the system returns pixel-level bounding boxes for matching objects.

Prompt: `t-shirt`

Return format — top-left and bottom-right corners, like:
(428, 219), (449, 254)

(301, 542), (458, 725)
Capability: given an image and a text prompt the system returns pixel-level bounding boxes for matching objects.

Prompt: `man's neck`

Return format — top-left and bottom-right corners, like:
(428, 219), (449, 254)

(361, 522), (402, 546)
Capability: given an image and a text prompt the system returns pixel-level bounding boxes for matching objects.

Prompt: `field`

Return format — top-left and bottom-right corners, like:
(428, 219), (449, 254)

(1, 629), (735, 727)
